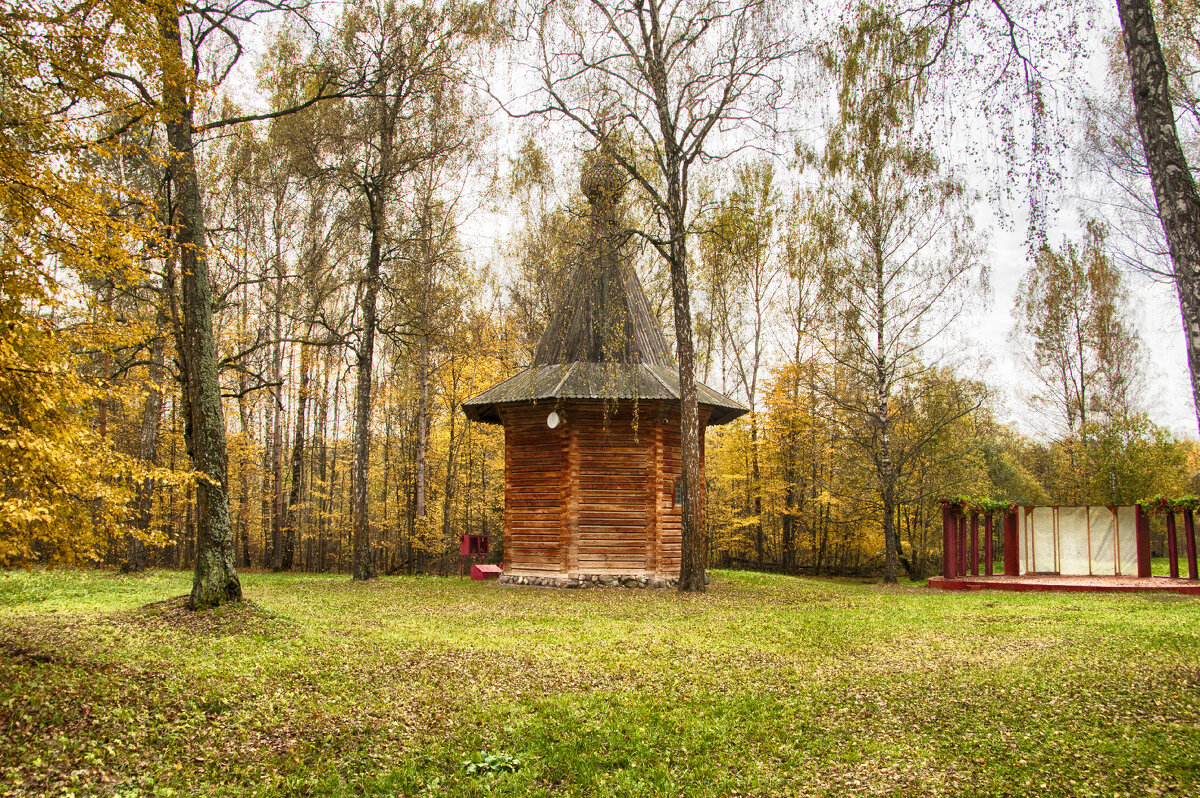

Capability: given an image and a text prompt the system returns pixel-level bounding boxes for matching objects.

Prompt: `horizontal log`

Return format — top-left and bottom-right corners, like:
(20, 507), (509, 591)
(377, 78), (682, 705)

(576, 543), (647, 550)
(579, 526), (646, 534)
(579, 559), (645, 568)
(578, 513), (649, 523)
(506, 466), (568, 476)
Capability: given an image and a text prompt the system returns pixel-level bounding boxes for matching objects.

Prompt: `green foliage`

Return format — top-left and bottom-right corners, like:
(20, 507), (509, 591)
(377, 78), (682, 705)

(1138, 494), (1200, 514)
(979, 434), (1050, 505)
(462, 751), (523, 777)
(1170, 495), (1200, 512)
(938, 496), (1016, 515)
(1140, 494), (1171, 513)
(1081, 412), (1190, 504)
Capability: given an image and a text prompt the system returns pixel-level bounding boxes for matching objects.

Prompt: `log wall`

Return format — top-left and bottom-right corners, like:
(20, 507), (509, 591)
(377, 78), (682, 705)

(576, 402), (649, 573)
(498, 399), (710, 579)
(499, 404), (567, 575)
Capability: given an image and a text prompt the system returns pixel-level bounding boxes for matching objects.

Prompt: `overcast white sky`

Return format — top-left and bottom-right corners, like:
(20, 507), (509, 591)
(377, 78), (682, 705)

(226, 0), (1199, 440)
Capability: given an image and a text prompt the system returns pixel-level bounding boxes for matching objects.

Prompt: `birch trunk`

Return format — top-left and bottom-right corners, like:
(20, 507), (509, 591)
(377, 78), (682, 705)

(1116, 0), (1200, 434)
(876, 245), (898, 584)
(260, 404), (273, 567)
(351, 195), (383, 581)
(751, 412), (762, 567)
(270, 313), (284, 571)
(441, 399), (459, 546)
(237, 393), (253, 569)
(125, 328), (166, 573)
(669, 210), (705, 593)
(415, 338), (429, 522)
(283, 343), (310, 570)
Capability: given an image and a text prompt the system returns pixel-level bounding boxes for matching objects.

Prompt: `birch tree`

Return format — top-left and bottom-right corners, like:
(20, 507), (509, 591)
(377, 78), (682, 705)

(1014, 222), (1144, 501)
(816, 5), (983, 583)
(911, 0), (1200, 432)
(1114, 0), (1200, 434)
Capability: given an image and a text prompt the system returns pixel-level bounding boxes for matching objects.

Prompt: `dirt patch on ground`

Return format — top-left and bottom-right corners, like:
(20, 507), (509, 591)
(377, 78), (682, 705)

(0, 639), (102, 669)
(0, 624), (115, 671)
(131, 596), (290, 637)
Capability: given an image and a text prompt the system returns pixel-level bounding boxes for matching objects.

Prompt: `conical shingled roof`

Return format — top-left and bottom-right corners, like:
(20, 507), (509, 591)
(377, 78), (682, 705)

(462, 153), (747, 426)
(531, 237), (672, 367)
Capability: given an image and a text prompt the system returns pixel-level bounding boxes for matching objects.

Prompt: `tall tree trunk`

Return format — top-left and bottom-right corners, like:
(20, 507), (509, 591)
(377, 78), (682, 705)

(404, 411), (417, 573)
(668, 208), (706, 593)
(260, 403), (273, 567)
(330, 364), (343, 571)
(316, 356), (331, 571)
(351, 195), (383, 581)
(876, 247), (898, 584)
(283, 342), (310, 570)
(168, 393), (179, 568)
(817, 500), (829, 575)
(781, 430), (797, 574)
(124, 325), (166, 573)
(157, 7), (240, 609)
(270, 313), (285, 571)
(382, 412), (391, 531)
(879, 427), (899, 583)
(415, 338), (429, 522)
(751, 411), (763, 567)
(442, 398), (460, 547)
(237, 394), (253, 569)
(236, 228), (253, 569)
(1116, 0), (1200, 434)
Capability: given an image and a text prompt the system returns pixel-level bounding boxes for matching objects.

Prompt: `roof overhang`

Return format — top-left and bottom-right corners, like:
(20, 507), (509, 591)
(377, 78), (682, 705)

(461, 363), (748, 426)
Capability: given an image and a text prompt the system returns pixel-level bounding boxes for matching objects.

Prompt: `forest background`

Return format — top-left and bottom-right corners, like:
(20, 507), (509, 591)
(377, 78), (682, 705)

(3, 0), (1199, 586)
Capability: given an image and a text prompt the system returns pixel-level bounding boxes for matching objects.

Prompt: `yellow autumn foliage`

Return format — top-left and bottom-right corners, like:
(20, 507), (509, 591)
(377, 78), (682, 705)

(0, 1), (171, 566)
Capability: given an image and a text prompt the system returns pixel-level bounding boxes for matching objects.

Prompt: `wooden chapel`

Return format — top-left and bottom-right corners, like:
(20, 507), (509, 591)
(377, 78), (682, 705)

(462, 154), (747, 588)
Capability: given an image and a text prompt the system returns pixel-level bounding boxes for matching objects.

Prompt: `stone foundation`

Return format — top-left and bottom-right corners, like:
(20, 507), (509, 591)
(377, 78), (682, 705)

(499, 573), (678, 589)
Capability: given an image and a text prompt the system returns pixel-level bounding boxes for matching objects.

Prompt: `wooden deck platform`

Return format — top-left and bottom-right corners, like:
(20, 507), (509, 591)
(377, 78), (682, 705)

(928, 574), (1200, 595)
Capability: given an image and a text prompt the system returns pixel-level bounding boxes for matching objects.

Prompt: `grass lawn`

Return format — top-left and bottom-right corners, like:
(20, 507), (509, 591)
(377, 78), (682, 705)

(1152, 557), (1198, 577)
(1, 569), (1198, 797)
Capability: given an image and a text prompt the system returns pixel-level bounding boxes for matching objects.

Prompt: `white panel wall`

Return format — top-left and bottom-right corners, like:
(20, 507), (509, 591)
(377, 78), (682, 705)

(1060, 506), (1091, 575)
(1024, 507), (1058, 574)
(1017, 505), (1137, 576)
(1117, 506), (1138, 576)
(1088, 506), (1116, 576)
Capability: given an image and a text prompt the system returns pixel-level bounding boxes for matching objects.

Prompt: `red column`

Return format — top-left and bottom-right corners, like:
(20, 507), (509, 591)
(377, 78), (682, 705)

(942, 505), (957, 578)
(940, 506), (960, 576)
(1185, 510), (1198, 581)
(969, 513), (980, 575)
(1136, 505), (1152, 578)
(958, 514), (968, 576)
(1003, 510), (1019, 576)
(1166, 510), (1179, 579)
(984, 514), (994, 576)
